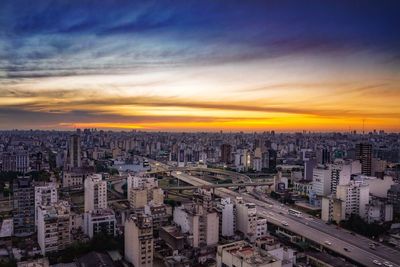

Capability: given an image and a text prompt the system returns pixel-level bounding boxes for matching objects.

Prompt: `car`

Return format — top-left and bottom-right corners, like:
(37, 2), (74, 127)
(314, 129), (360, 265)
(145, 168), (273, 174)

(343, 247), (350, 252)
(282, 221), (289, 226)
(324, 241), (332, 246)
(383, 261), (393, 267)
(373, 260), (382, 266)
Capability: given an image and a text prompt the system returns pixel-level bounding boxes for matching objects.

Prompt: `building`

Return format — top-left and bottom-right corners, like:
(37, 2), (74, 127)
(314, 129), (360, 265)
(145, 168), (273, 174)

(62, 171), (84, 188)
(220, 144), (232, 164)
(13, 176), (35, 236)
(312, 166), (331, 196)
(388, 184), (400, 213)
(159, 225), (186, 251)
(173, 203), (219, 248)
(356, 143), (372, 176)
(68, 134), (81, 169)
(321, 196), (346, 224)
(256, 218), (268, 239)
(336, 181), (370, 219)
(34, 183), (58, 226)
(129, 188), (148, 209)
(293, 180), (312, 196)
(215, 198), (235, 237)
(302, 150), (317, 181)
(217, 241), (282, 267)
(125, 213), (153, 267)
(255, 236), (297, 267)
(144, 204), (169, 230)
(363, 176), (394, 198)
(84, 209), (116, 238)
(1, 152), (30, 173)
(37, 201), (71, 255)
(262, 149), (277, 171)
(235, 197), (257, 241)
(84, 174), (107, 212)
(129, 187), (164, 209)
(17, 258), (49, 267)
(328, 160), (361, 195)
(365, 198), (393, 223)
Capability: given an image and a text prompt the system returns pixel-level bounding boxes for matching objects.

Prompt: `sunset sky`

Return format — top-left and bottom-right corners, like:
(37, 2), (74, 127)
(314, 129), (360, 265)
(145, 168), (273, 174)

(1, 1), (399, 132)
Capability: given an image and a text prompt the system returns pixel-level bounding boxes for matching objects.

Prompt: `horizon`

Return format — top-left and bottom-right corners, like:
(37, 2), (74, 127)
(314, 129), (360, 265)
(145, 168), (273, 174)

(1, 1), (400, 131)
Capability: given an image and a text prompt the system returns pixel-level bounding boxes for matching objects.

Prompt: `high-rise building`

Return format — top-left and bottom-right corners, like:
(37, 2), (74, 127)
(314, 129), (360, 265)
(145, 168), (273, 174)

(68, 134), (81, 169)
(262, 149), (277, 171)
(215, 198), (235, 237)
(173, 203), (219, 248)
(302, 150), (317, 181)
(356, 143), (372, 176)
(235, 197), (257, 241)
(336, 180), (370, 219)
(84, 174), (107, 213)
(388, 184), (400, 213)
(312, 166), (331, 196)
(1, 152), (30, 173)
(37, 201), (71, 255)
(13, 176), (35, 236)
(220, 144), (232, 164)
(125, 213), (153, 267)
(34, 183), (58, 226)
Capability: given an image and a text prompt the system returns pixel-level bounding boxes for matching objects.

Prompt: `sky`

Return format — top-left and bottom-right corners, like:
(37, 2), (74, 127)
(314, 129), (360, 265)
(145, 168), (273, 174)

(0, 0), (400, 132)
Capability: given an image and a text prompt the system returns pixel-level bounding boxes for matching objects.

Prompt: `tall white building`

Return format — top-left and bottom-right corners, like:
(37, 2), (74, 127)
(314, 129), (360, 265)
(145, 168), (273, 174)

(336, 180), (369, 219)
(173, 203), (219, 248)
(34, 183), (58, 226)
(37, 201), (71, 255)
(84, 174), (107, 212)
(312, 166), (331, 196)
(235, 197), (257, 241)
(329, 160), (361, 194)
(217, 198), (235, 237)
(125, 213), (153, 267)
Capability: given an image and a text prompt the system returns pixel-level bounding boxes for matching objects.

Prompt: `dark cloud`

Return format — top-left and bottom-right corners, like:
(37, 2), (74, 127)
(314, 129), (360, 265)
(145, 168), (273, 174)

(1, 0), (400, 80)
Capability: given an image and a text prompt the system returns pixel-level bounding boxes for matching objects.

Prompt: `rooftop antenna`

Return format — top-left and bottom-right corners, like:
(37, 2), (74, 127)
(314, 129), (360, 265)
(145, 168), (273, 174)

(362, 119), (365, 135)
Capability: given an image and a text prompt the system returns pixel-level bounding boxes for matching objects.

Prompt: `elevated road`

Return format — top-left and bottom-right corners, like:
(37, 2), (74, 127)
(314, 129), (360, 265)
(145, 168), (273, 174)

(163, 181), (273, 191)
(164, 166), (400, 267)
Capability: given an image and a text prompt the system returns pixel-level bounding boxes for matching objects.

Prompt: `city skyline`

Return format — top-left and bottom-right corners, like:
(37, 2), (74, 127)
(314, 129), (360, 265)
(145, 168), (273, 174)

(1, 1), (400, 132)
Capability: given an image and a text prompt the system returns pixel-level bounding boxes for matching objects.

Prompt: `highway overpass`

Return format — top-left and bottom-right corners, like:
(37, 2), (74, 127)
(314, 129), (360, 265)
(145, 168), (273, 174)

(150, 160), (400, 267)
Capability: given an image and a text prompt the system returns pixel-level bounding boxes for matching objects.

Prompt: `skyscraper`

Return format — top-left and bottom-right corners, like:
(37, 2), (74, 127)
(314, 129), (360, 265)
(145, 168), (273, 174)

(220, 144), (232, 164)
(68, 134), (81, 169)
(356, 143), (372, 176)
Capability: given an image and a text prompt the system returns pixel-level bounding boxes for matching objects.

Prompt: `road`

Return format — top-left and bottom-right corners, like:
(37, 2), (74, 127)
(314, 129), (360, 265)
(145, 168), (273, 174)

(147, 158), (400, 267)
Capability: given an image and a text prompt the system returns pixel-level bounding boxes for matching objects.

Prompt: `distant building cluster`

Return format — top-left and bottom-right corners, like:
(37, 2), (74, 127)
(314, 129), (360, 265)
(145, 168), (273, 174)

(0, 129), (399, 266)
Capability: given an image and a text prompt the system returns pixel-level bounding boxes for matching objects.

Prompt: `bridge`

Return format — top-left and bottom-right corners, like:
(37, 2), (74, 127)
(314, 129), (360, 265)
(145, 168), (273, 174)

(162, 181), (273, 191)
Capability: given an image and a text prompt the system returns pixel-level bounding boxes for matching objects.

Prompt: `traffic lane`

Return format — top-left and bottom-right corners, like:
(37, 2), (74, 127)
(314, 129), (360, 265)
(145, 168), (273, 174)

(170, 171), (400, 266)
(238, 191), (400, 265)
(289, 216), (400, 263)
(258, 208), (395, 267)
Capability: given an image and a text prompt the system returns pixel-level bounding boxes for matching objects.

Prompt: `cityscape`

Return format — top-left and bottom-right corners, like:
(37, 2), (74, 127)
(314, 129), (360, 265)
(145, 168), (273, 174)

(1, 1), (400, 267)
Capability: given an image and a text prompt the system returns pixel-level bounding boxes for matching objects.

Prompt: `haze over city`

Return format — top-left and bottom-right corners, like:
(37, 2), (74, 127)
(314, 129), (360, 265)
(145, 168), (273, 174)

(1, 1), (400, 132)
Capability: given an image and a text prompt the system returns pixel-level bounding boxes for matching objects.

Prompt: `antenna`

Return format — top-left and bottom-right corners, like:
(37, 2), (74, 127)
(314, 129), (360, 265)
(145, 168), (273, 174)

(362, 119), (365, 135)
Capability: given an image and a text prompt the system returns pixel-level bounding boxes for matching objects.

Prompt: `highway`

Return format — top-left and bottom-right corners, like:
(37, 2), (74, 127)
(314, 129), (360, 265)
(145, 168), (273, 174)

(148, 160), (400, 267)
